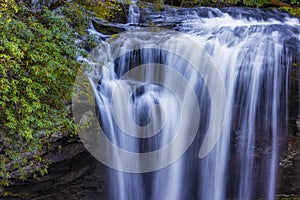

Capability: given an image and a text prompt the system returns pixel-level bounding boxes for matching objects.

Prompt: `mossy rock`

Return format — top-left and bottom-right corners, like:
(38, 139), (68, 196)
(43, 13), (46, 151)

(92, 19), (127, 35)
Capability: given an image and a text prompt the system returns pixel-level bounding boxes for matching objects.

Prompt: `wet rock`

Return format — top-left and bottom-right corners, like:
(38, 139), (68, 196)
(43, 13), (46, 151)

(91, 18), (127, 35)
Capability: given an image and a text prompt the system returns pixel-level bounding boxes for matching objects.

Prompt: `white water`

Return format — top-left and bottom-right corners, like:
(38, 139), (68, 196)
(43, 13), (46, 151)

(128, 0), (140, 24)
(84, 7), (300, 200)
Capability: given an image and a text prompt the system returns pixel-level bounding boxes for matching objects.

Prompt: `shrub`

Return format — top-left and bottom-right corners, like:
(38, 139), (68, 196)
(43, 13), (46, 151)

(0, 2), (85, 187)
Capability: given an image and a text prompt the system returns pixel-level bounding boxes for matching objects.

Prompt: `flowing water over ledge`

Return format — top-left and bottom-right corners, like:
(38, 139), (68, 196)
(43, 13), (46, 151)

(79, 6), (300, 200)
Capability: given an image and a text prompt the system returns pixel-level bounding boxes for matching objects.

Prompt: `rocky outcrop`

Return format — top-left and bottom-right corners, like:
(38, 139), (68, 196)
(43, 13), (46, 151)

(91, 18), (128, 36)
(0, 136), (108, 200)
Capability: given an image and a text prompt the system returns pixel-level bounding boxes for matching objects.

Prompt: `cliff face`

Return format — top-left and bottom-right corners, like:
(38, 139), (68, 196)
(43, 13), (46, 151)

(1, 136), (108, 200)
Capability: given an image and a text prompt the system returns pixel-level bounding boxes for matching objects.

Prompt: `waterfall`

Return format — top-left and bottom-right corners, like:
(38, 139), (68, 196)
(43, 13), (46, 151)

(128, 0), (140, 24)
(74, 7), (300, 200)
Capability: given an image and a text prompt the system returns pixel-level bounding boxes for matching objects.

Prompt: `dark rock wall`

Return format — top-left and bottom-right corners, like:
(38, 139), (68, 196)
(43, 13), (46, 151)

(1, 137), (108, 200)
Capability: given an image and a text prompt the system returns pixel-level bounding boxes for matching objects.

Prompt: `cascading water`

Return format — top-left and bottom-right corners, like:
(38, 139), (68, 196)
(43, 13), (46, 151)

(77, 7), (300, 200)
(128, 0), (140, 24)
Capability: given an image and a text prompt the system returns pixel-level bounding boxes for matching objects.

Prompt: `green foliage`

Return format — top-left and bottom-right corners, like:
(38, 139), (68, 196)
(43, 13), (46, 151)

(281, 6), (300, 18)
(61, 2), (91, 35)
(290, 0), (300, 5)
(0, 0), (18, 18)
(0, 2), (88, 187)
(242, 0), (269, 6)
(86, 34), (99, 49)
(76, 0), (123, 21)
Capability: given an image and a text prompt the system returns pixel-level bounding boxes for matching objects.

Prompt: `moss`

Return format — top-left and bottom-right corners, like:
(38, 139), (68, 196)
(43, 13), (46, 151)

(76, 0), (124, 21)
(109, 34), (121, 42)
(280, 6), (300, 18)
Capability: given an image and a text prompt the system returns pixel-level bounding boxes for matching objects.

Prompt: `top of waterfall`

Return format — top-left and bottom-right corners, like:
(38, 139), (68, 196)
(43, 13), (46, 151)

(141, 7), (299, 27)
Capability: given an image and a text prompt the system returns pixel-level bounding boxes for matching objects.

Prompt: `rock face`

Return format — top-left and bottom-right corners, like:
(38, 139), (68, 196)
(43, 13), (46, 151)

(1, 136), (108, 200)
(91, 18), (128, 35)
